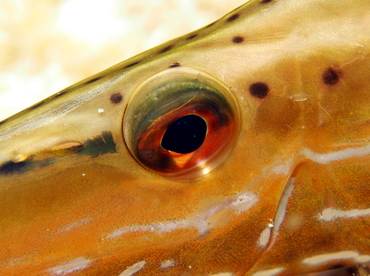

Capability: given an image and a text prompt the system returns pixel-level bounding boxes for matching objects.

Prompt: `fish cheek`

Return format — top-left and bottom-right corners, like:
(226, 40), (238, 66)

(253, 96), (301, 136)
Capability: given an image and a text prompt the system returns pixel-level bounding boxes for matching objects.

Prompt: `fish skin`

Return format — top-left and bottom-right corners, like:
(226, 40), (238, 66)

(0, 0), (370, 275)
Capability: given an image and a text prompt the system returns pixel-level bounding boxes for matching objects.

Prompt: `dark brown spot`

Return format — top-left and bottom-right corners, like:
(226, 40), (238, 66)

(159, 45), (173, 54)
(0, 160), (27, 175)
(28, 100), (45, 110)
(186, 34), (198, 40)
(124, 61), (139, 69)
(249, 82), (269, 99)
(110, 93), (123, 104)
(227, 13), (240, 22)
(85, 77), (101, 84)
(261, 0), (273, 3)
(322, 67), (341, 86)
(232, 36), (244, 43)
(169, 62), (181, 68)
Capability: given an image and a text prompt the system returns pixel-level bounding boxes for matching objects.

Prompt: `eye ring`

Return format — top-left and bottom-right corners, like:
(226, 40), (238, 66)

(123, 67), (240, 180)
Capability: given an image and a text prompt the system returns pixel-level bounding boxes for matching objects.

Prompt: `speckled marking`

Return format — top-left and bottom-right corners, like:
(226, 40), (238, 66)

(322, 67), (341, 86)
(232, 36), (244, 43)
(123, 61), (140, 69)
(169, 62), (181, 68)
(85, 76), (102, 85)
(27, 100), (46, 111)
(227, 13), (240, 22)
(249, 82), (270, 99)
(186, 34), (198, 40)
(158, 45), (173, 54)
(110, 93), (123, 104)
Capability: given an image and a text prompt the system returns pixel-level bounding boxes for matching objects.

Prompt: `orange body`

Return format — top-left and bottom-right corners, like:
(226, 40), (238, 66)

(0, 0), (369, 275)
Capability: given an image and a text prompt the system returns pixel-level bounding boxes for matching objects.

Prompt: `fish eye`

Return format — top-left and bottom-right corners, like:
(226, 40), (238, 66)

(161, 114), (207, 154)
(123, 67), (240, 180)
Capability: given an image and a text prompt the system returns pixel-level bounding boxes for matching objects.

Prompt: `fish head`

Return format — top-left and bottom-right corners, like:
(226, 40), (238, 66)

(0, 0), (370, 275)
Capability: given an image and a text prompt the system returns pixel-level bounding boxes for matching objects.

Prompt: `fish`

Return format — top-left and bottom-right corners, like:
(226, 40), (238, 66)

(0, 0), (369, 275)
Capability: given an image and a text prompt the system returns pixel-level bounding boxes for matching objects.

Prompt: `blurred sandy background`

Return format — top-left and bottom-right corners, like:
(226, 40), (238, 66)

(0, 0), (245, 121)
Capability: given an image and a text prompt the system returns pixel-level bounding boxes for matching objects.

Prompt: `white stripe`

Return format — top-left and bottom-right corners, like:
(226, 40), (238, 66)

(273, 178), (294, 237)
(48, 257), (92, 275)
(258, 226), (271, 248)
(317, 208), (370, 221)
(118, 260), (146, 276)
(303, 144), (370, 164)
(303, 251), (370, 265)
(355, 255), (370, 263)
(160, 259), (175, 269)
(303, 251), (359, 265)
(252, 268), (284, 276)
(106, 192), (257, 238)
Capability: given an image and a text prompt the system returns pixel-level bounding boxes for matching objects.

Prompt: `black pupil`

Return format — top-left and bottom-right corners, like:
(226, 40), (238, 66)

(161, 115), (207, 154)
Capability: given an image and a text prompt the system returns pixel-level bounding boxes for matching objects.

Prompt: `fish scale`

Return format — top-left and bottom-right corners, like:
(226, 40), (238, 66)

(0, 0), (369, 275)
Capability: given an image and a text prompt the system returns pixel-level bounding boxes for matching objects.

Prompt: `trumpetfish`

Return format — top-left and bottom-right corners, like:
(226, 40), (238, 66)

(0, 0), (369, 275)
